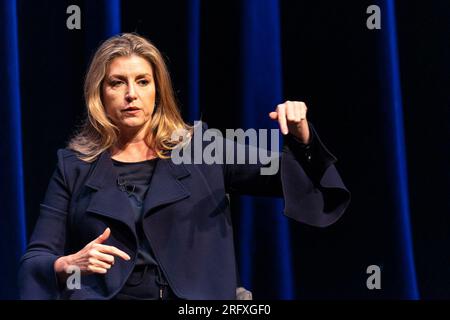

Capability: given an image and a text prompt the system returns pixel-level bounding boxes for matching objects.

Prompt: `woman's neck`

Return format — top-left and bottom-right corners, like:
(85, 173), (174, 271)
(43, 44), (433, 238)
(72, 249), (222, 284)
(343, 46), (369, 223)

(111, 131), (157, 162)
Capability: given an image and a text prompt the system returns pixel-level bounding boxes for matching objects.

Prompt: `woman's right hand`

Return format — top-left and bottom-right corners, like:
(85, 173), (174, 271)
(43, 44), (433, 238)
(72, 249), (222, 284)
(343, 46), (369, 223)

(54, 228), (131, 280)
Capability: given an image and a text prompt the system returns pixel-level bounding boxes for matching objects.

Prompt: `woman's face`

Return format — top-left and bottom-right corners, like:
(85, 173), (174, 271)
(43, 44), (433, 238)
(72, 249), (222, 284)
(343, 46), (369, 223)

(102, 55), (156, 133)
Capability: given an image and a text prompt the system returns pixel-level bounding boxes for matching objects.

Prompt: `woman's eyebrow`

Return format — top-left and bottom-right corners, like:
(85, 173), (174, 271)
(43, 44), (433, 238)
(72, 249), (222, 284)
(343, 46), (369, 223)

(136, 73), (152, 79)
(108, 73), (152, 80)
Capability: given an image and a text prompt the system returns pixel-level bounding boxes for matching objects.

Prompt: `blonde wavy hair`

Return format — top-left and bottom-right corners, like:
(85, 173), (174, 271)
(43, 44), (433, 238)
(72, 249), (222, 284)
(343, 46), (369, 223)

(68, 33), (192, 162)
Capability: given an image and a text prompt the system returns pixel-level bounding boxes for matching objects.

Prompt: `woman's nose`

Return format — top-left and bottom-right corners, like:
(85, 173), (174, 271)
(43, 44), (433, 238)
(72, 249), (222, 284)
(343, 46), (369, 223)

(125, 84), (137, 101)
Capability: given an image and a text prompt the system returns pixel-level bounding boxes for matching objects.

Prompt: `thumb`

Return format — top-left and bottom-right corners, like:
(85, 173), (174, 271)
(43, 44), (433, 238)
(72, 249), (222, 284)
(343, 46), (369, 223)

(269, 112), (278, 120)
(93, 227), (110, 244)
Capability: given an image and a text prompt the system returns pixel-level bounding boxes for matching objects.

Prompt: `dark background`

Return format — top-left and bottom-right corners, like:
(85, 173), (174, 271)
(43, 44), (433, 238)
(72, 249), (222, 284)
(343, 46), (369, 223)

(1, 0), (449, 299)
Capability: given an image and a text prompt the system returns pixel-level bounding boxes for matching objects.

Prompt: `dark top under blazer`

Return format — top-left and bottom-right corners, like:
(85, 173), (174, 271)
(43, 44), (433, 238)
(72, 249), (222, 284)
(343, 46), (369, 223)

(19, 122), (350, 300)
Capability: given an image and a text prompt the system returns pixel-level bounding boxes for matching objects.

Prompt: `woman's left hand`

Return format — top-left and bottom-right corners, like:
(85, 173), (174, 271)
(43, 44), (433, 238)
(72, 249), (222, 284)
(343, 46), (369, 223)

(269, 100), (310, 144)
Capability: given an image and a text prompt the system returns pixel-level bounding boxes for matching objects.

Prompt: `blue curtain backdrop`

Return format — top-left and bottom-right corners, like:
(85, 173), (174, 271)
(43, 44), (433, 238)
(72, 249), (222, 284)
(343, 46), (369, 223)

(378, 0), (418, 299)
(1, 0), (449, 299)
(237, 0), (293, 299)
(0, 0), (27, 300)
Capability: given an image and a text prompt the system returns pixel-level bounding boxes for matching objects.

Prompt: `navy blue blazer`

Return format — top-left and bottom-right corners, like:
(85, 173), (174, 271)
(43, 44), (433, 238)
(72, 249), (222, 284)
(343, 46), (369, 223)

(19, 123), (350, 300)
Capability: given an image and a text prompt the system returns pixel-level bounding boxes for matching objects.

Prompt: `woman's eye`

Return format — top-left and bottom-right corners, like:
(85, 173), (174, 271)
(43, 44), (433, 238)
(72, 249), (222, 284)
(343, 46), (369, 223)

(138, 79), (149, 86)
(110, 80), (123, 87)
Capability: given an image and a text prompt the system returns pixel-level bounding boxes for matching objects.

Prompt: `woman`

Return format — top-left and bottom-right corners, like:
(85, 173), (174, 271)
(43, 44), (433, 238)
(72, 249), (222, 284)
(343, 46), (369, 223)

(19, 33), (350, 300)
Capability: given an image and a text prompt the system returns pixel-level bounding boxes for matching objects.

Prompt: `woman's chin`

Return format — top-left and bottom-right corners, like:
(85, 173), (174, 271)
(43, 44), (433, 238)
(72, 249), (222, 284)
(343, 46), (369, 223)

(117, 120), (148, 131)
(121, 118), (146, 126)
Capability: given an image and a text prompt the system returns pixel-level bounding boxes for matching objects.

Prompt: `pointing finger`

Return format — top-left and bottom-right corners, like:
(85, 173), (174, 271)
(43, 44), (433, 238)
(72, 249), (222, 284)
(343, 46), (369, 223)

(96, 244), (131, 261)
(276, 104), (288, 135)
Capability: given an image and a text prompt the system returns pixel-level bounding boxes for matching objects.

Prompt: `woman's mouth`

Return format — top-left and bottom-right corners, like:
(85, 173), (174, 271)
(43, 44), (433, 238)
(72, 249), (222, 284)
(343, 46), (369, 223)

(122, 106), (141, 114)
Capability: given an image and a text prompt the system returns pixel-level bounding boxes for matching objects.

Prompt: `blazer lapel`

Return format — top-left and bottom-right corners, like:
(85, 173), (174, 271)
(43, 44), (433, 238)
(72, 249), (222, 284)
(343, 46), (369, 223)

(83, 150), (191, 234)
(142, 157), (191, 217)
(84, 150), (137, 237)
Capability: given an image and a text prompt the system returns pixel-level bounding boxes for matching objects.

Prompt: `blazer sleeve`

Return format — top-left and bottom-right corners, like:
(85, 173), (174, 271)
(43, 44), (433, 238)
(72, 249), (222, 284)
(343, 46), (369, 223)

(223, 122), (351, 227)
(18, 149), (70, 299)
